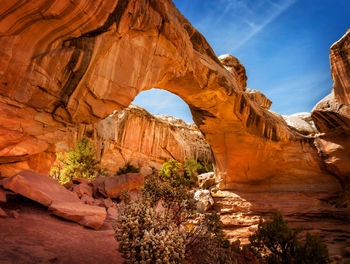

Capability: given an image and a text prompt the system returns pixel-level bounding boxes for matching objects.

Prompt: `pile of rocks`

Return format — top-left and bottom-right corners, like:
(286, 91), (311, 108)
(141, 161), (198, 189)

(0, 170), (144, 229)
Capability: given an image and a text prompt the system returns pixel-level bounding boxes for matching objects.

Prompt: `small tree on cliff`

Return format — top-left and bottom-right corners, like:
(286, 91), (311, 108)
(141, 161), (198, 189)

(50, 136), (100, 184)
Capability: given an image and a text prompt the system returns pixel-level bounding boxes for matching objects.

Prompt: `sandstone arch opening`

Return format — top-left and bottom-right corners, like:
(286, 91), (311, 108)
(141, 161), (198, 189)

(132, 88), (193, 123)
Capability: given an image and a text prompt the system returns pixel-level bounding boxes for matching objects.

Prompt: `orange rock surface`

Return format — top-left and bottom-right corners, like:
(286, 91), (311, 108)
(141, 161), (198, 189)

(311, 30), (350, 188)
(56, 105), (214, 175)
(1, 170), (106, 229)
(0, 0), (347, 194)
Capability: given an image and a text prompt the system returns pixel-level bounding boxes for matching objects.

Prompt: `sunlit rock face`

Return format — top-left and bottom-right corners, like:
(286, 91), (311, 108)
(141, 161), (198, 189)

(311, 30), (350, 188)
(0, 0), (344, 193)
(53, 105), (213, 175)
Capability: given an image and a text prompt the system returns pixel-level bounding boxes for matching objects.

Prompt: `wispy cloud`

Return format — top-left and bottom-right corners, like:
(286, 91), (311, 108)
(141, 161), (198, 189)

(232, 0), (297, 50)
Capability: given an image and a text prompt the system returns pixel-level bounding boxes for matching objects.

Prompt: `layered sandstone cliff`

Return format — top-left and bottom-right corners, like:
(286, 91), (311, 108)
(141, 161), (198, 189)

(311, 30), (350, 189)
(0, 0), (347, 195)
(56, 104), (213, 175)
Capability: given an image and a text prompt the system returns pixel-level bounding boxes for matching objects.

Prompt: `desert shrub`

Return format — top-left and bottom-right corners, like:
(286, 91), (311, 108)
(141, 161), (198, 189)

(183, 158), (203, 186)
(158, 159), (183, 187)
(142, 174), (197, 225)
(116, 162), (140, 175)
(50, 136), (102, 184)
(114, 198), (186, 263)
(249, 212), (329, 264)
(188, 212), (234, 264)
(197, 159), (214, 174)
(159, 158), (207, 188)
(114, 175), (256, 264)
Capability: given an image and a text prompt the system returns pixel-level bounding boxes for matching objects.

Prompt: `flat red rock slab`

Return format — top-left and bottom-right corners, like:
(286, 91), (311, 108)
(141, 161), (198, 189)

(0, 197), (123, 263)
(49, 201), (106, 230)
(1, 170), (79, 206)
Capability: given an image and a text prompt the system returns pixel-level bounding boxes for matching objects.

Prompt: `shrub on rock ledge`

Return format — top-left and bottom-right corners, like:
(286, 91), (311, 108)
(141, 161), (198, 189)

(159, 158), (212, 188)
(114, 174), (258, 264)
(50, 136), (103, 185)
(249, 212), (330, 264)
(116, 162), (140, 175)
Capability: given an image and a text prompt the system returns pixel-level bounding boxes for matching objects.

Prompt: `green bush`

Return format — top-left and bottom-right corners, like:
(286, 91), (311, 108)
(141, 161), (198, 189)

(159, 158), (210, 188)
(116, 162), (140, 175)
(197, 159), (214, 175)
(114, 175), (255, 264)
(114, 198), (186, 263)
(249, 212), (330, 264)
(50, 136), (102, 184)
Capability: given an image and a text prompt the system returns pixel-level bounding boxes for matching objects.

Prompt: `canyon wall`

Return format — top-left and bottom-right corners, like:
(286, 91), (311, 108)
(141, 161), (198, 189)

(311, 30), (350, 189)
(55, 104), (213, 175)
(0, 0), (348, 194)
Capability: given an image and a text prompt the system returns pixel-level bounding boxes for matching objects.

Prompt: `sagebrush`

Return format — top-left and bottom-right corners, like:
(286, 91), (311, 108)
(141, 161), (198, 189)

(114, 174), (255, 264)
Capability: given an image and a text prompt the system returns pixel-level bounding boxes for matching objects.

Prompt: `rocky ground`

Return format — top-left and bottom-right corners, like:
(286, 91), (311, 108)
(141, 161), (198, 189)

(212, 190), (350, 264)
(0, 195), (124, 264)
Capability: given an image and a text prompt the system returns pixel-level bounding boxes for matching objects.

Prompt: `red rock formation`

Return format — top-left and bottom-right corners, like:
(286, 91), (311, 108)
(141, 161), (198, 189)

(45, 104), (213, 175)
(311, 30), (350, 188)
(0, 0), (342, 194)
(0, 197), (124, 263)
(0, 170), (106, 229)
(93, 105), (213, 173)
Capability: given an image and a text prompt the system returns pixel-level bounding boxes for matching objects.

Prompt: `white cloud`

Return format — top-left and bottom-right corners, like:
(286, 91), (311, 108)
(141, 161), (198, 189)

(231, 0), (297, 50)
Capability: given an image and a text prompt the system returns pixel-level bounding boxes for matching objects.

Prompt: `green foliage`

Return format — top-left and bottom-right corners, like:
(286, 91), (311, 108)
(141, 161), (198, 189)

(142, 174), (197, 225)
(116, 162), (140, 175)
(249, 212), (330, 264)
(114, 198), (186, 263)
(159, 159), (183, 187)
(189, 212), (235, 264)
(114, 175), (248, 264)
(294, 233), (330, 264)
(50, 136), (102, 185)
(159, 158), (211, 188)
(197, 159), (214, 175)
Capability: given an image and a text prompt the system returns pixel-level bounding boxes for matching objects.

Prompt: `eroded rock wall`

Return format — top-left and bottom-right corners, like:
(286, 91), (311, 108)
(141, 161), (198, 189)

(55, 105), (213, 175)
(311, 30), (350, 188)
(0, 0), (344, 193)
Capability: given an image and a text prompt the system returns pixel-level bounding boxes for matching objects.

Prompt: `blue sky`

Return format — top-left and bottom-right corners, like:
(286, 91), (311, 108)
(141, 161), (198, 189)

(133, 0), (350, 123)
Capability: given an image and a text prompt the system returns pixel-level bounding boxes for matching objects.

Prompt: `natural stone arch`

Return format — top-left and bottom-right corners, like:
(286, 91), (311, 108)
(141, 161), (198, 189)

(0, 0), (341, 192)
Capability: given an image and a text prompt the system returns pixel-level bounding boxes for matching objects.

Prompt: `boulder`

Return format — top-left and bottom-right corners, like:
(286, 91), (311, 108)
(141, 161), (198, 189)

(72, 183), (93, 198)
(92, 173), (144, 198)
(107, 207), (118, 220)
(198, 172), (216, 190)
(194, 190), (214, 213)
(49, 201), (106, 230)
(283, 112), (317, 135)
(80, 195), (95, 206)
(102, 198), (115, 209)
(0, 170), (107, 229)
(0, 170), (79, 207)
(140, 166), (153, 177)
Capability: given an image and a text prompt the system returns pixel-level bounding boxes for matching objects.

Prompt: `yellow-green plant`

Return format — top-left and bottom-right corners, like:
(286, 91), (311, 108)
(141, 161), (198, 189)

(159, 158), (207, 188)
(50, 136), (101, 184)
